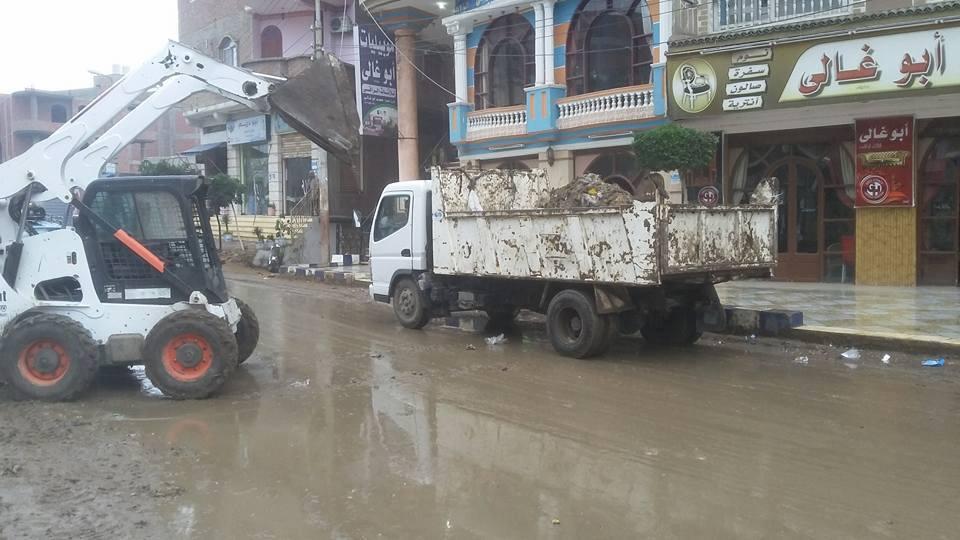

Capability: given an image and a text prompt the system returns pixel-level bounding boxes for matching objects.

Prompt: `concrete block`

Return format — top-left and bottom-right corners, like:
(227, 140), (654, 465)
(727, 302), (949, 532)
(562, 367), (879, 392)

(725, 307), (759, 334)
(759, 309), (804, 336)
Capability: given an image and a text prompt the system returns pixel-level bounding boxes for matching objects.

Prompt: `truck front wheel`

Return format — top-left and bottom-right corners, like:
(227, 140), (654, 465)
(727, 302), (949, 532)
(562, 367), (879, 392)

(393, 277), (431, 329)
(546, 289), (612, 359)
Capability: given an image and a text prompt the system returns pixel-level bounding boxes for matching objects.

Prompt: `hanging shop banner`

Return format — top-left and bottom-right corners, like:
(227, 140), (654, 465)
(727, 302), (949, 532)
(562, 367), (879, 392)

(668, 24), (960, 118)
(854, 116), (914, 208)
(356, 24), (398, 137)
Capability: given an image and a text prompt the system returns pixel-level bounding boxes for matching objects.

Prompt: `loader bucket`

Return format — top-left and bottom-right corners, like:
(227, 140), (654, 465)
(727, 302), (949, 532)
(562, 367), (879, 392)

(268, 52), (361, 169)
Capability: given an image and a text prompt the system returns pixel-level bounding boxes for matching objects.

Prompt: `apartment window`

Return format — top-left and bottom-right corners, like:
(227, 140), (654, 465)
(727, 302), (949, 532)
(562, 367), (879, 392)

(219, 37), (239, 66)
(566, 0), (653, 96)
(50, 104), (68, 123)
(474, 14), (534, 110)
(261, 26), (283, 58)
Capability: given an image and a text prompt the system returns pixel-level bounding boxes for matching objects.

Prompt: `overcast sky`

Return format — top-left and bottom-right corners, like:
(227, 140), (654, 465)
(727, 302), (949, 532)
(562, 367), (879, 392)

(0, 0), (179, 93)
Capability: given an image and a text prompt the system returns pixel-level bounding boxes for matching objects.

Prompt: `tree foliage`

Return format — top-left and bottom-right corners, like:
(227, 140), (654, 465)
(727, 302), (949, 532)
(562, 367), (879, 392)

(138, 159), (198, 176)
(632, 124), (718, 173)
(207, 173), (245, 210)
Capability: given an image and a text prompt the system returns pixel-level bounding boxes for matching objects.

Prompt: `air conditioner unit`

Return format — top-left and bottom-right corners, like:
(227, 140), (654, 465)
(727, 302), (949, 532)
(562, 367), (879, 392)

(330, 16), (353, 33)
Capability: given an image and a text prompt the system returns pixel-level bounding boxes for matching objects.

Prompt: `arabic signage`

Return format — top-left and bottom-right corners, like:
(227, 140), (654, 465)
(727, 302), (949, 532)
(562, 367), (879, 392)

(668, 23), (960, 118)
(226, 115), (268, 145)
(356, 25), (398, 137)
(855, 116), (914, 208)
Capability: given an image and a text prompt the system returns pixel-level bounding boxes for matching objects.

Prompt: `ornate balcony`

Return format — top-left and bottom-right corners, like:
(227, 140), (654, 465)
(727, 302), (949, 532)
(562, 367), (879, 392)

(556, 86), (655, 130)
(465, 105), (527, 141)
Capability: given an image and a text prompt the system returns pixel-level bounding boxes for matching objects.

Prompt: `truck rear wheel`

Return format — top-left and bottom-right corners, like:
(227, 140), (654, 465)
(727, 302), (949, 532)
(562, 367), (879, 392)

(641, 306), (702, 346)
(0, 314), (99, 401)
(393, 277), (430, 329)
(234, 299), (260, 365)
(546, 289), (611, 359)
(144, 310), (238, 399)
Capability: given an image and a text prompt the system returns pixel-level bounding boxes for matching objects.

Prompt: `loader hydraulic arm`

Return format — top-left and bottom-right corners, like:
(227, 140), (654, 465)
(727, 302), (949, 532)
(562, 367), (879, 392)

(0, 41), (276, 204)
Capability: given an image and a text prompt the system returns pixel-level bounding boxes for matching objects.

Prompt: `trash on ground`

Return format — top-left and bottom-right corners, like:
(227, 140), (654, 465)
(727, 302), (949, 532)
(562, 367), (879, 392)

(289, 379), (311, 388)
(794, 356), (809, 365)
(746, 334), (758, 344)
(369, 352), (382, 358)
(881, 354), (891, 365)
(465, 344), (476, 351)
(840, 348), (861, 360)
(485, 334), (507, 345)
(552, 519), (561, 525)
(921, 358), (945, 367)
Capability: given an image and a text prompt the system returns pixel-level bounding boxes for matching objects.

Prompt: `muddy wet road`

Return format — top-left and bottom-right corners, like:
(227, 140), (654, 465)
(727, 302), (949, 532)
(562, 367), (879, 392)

(2, 272), (960, 539)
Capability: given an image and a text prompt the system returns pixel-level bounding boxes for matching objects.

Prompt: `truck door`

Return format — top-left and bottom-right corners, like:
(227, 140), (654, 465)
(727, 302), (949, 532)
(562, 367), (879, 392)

(370, 191), (414, 298)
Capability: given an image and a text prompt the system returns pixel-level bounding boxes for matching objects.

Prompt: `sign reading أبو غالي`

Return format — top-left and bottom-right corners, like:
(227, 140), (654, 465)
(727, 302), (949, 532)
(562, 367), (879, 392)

(356, 25), (398, 137)
(668, 25), (959, 117)
(781, 29), (951, 102)
(854, 116), (914, 208)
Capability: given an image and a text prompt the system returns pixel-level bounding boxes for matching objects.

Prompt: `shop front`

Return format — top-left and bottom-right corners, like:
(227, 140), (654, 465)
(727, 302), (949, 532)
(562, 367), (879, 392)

(667, 21), (960, 286)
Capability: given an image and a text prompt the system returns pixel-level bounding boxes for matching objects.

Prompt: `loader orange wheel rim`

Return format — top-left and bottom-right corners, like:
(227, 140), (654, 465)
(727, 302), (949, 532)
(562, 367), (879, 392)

(161, 334), (214, 382)
(18, 340), (71, 386)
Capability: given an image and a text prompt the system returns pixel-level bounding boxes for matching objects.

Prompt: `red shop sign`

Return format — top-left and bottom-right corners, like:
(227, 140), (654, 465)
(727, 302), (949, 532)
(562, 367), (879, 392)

(854, 116), (914, 207)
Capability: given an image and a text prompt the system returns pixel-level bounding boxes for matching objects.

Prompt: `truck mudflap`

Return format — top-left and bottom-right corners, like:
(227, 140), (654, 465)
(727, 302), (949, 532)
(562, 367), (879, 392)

(661, 205), (777, 276)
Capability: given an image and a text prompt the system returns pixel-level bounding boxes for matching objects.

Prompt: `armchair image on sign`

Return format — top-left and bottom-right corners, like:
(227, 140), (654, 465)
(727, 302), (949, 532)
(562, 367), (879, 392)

(356, 24), (398, 137)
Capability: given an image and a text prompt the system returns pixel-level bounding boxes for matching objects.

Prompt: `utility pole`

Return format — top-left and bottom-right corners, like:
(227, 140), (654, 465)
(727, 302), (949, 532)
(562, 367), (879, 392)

(313, 0), (324, 59)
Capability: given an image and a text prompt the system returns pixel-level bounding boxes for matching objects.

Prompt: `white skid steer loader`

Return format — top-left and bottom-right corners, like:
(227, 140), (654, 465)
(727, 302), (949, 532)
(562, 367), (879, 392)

(0, 41), (358, 400)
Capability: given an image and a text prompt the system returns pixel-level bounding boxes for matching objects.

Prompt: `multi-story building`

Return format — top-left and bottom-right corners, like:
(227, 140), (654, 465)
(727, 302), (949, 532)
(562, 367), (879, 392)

(667, 0), (960, 286)
(0, 69), (196, 175)
(179, 0), (454, 257)
(442, 0), (677, 199)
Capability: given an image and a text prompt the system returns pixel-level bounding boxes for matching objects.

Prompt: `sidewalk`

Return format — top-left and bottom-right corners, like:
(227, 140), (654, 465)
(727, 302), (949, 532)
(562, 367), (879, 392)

(717, 280), (960, 351)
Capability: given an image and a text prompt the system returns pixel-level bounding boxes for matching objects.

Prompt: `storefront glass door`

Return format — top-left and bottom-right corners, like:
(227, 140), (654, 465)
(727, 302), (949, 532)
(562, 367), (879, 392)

(919, 138), (960, 285)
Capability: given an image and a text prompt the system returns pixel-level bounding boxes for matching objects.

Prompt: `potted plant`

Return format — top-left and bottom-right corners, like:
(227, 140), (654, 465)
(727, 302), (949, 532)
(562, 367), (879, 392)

(632, 124), (718, 202)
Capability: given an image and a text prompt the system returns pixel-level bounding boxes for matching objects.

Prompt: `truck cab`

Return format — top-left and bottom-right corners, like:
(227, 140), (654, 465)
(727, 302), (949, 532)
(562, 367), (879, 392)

(368, 180), (431, 302)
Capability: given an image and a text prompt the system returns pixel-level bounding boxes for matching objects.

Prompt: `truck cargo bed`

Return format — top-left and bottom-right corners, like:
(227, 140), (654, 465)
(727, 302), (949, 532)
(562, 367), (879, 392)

(430, 169), (776, 286)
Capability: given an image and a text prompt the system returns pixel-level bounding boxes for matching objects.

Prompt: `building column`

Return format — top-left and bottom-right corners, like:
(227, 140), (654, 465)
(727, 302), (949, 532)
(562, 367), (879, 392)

(395, 28), (419, 181)
(543, 0), (555, 85)
(453, 33), (468, 102)
(534, 3), (545, 86)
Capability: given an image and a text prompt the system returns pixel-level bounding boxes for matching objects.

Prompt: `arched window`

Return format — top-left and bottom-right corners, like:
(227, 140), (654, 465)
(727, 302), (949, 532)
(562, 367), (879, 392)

(50, 104), (68, 123)
(585, 151), (641, 193)
(474, 14), (534, 109)
(567, 0), (653, 96)
(261, 25), (283, 58)
(219, 37), (238, 66)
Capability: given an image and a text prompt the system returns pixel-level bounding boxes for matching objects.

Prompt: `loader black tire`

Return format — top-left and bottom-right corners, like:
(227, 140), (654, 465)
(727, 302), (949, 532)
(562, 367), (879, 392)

(0, 314), (98, 401)
(144, 309), (238, 400)
(393, 277), (430, 329)
(546, 289), (611, 359)
(234, 299), (260, 365)
(641, 306), (702, 346)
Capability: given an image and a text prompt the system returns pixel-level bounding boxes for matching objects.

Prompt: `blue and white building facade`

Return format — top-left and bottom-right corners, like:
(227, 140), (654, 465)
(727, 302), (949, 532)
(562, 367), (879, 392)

(443, 0), (674, 195)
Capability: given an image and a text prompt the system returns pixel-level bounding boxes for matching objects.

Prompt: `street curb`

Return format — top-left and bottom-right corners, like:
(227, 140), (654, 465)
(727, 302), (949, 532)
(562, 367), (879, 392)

(275, 265), (371, 287)
(785, 325), (960, 355)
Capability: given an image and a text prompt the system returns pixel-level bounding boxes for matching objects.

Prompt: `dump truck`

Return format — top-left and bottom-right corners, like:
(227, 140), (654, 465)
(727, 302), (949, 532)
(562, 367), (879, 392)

(370, 168), (777, 358)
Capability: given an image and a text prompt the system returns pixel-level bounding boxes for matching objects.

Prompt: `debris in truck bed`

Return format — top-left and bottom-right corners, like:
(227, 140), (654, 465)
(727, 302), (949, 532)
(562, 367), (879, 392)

(543, 174), (635, 208)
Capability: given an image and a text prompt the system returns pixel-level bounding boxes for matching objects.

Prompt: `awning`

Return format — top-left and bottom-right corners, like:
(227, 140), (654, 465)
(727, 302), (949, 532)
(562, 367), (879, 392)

(181, 142), (226, 155)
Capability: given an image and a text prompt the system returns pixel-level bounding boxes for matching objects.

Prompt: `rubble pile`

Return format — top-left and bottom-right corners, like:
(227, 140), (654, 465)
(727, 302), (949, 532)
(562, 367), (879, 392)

(543, 173), (635, 208)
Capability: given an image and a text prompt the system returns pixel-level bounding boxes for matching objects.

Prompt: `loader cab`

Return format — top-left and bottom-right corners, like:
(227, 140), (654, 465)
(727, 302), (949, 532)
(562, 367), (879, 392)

(75, 176), (227, 305)
(369, 180), (431, 301)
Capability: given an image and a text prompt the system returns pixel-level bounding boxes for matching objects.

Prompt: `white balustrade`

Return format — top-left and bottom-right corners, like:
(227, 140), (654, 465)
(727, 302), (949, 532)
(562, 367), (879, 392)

(465, 107), (527, 140)
(715, 0), (851, 30)
(556, 87), (655, 129)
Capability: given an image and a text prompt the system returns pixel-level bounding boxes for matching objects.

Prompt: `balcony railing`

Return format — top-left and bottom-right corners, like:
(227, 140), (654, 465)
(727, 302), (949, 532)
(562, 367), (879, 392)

(715, 0), (851, 31)
(556, 86), (655, 130)
(466, 106), (527, 141)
